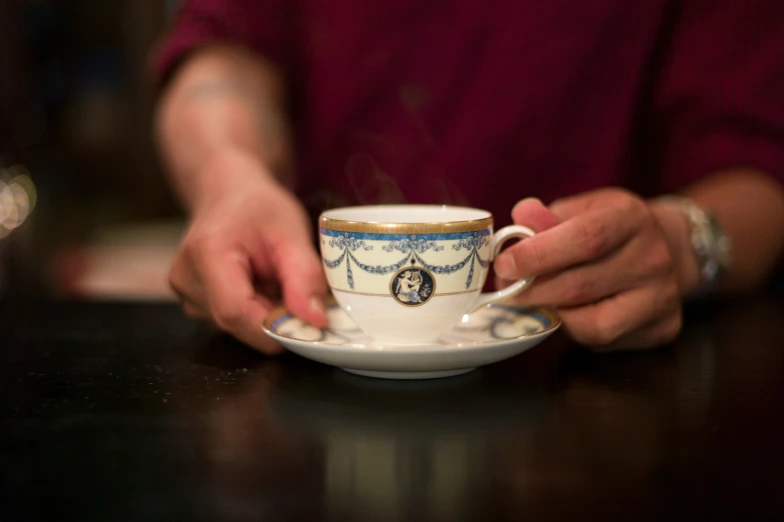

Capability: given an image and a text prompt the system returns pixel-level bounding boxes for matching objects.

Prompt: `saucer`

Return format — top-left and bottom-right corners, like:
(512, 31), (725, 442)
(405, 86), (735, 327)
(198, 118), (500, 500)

(262, 301), (560, 380)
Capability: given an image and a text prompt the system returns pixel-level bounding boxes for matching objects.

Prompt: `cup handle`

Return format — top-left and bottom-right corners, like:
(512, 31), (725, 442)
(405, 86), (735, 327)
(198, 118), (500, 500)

(472, 224), (536, 311)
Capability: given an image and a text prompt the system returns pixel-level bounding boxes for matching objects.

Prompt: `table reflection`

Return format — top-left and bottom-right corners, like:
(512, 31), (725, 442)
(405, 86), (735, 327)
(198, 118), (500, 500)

(268, 369), (548, 522)
(4, 296), (784, 521)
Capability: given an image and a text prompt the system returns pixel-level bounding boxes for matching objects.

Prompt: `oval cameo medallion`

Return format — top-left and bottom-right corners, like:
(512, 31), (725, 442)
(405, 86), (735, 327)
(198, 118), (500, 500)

(390, 264), (436, 307)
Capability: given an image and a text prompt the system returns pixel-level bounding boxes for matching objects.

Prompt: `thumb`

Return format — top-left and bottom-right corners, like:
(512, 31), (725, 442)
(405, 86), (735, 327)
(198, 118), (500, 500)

(272, 237), (330, 328)
(511, 197), (561, 232)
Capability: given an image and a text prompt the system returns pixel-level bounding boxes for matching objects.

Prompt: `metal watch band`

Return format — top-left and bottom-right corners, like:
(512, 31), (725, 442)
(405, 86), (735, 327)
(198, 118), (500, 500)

(655, 195), (732, 297)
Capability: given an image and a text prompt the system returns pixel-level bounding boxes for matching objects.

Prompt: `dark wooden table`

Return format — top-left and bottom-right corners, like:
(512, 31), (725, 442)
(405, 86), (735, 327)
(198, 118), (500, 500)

(2, 291), (784, 522)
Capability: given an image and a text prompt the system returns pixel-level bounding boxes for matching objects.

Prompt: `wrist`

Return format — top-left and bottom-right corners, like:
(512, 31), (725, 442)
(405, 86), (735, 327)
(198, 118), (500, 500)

(189, 148), (284, 213)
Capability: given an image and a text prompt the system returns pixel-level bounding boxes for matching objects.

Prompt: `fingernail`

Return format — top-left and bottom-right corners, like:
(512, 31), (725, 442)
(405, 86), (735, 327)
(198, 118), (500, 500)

(309, 296), (327, 317)
(495, 253), (518, 280)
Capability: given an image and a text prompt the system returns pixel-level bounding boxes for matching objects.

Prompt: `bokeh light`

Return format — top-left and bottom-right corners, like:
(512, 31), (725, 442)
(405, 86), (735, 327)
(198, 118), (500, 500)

(0, 165), (37, 239)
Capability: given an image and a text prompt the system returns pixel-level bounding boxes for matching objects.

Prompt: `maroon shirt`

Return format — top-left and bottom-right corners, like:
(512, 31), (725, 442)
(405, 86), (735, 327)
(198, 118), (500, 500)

(154, 0), (784, 228)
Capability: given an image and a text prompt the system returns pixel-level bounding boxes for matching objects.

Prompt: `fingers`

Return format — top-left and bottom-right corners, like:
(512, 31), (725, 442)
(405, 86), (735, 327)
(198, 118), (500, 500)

(556, 281), (681, 350)
(520, 232), (674, 308)
(197, 250), (283, 354)
(549, 187), (635, 220)
(511, 198), (562, 233)
(170, 212), (328, 354)
(495, 202), (642, 280)
(170, 247), (283, 354)
(270, 238), (329, 328)
(491, 198), (560, 291)
(498, 190), (684, 352)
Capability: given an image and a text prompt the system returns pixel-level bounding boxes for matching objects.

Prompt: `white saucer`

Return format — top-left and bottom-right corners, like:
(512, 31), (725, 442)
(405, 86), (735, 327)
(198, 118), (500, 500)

(262, 301), (560, 380)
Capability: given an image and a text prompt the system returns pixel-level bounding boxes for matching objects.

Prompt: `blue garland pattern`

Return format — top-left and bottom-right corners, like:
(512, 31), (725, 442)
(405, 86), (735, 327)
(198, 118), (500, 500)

(329, 233), (373, 252)
(323, 233), (491, 290)
(323, 249), (346, 269)
(452, 233), (489, 252)
(348, 250), (410, 277)
(383, 237), (444, 254)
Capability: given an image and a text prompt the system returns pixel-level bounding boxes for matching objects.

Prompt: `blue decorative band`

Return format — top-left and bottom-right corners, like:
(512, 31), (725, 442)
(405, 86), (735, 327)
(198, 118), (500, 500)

(269, 314), (293, 333)
(320, 228), (491, 241)
(494, 305), (551, 328)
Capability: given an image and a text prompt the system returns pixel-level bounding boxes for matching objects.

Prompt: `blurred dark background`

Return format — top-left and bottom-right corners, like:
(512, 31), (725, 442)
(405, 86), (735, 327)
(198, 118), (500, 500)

(0, 1), (781, 302)
(1, 0), (183, 300)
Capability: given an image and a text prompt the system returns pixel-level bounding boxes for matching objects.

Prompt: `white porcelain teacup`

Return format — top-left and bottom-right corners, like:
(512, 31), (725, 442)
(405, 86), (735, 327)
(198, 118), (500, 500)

(319, 205), (536, 345)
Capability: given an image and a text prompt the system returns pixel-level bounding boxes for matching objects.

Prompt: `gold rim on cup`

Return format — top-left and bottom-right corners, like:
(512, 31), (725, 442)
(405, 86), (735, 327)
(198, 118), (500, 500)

(319, 215), (493, 234)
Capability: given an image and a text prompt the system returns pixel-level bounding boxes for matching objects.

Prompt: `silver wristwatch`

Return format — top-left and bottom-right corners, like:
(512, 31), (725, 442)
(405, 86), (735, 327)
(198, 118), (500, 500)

(656, 196), (732, 297)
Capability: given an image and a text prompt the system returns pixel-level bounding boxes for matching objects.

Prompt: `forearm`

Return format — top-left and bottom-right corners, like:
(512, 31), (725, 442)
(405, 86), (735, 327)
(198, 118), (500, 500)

(155, 45), (293, 211)
(651, 169), (784, 297)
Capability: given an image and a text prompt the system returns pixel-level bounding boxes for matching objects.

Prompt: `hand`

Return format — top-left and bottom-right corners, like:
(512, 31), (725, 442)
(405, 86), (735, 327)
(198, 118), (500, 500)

(495, 190), (697, 351)
(169, 151), (328, 354)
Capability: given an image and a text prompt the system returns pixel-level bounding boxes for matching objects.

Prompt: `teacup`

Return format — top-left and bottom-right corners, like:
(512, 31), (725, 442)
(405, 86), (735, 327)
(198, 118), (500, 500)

(319, 205), (536, 344)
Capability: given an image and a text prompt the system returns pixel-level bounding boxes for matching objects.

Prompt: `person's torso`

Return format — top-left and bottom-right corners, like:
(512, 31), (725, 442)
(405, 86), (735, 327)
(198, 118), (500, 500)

(289, 0), (672, 226)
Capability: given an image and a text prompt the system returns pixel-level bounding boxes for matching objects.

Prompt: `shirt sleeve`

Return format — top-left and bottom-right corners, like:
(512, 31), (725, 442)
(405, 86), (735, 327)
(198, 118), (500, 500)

(151, 0), (294, 86)
(651, 0), (784, 193)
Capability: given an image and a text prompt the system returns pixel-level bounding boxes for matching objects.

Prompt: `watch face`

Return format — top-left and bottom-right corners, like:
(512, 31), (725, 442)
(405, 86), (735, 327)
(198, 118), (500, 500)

(656, 196), (731, 295)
